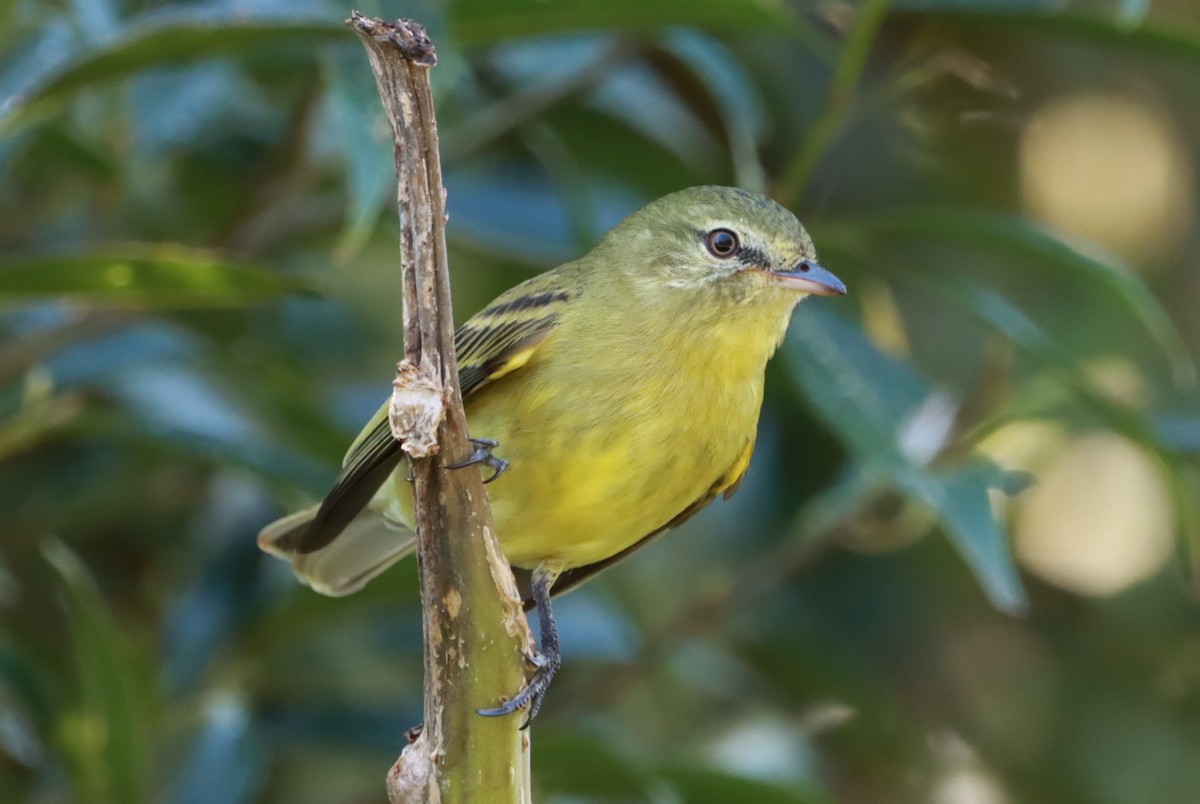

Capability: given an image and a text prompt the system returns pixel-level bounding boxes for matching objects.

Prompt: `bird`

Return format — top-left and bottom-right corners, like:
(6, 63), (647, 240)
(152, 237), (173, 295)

(258, 185), (846, 723)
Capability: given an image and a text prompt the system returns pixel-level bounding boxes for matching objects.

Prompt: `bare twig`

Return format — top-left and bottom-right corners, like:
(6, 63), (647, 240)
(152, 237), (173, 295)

(347, 12), (533, 803)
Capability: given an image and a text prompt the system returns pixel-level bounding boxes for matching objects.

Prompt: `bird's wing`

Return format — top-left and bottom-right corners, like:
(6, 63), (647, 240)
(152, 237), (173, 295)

(453, 274), (571, 398)
(269, 273), (568, 556)
(521, 437), (757, 605)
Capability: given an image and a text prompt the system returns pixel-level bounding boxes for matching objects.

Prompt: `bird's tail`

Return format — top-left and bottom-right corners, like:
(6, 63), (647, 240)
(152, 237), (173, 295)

(258, 506), (416, 597)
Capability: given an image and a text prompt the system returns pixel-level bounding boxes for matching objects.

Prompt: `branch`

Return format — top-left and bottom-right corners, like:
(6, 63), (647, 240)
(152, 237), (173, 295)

(346, 12), (533, 803)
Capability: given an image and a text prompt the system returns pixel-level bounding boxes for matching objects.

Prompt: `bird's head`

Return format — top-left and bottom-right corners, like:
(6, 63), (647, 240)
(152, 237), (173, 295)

(598, 186), (846, 304)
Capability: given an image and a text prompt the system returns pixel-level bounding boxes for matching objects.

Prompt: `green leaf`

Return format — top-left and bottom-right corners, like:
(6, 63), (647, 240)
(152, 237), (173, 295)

(0, 245), (314, 307)
(43, 539), (150, 804)
(1, 15), (345, 134)
(440, 41), (630, 164)
(846, 209), (1195, 388)
(68, 409), (332, 497)
(785, 305), (928, 472)
(919, 273), (1164, 448)
(785, 305), (1029, 612)
(914, 273), (1200, 596)
(898, 463), (1027, 614)
(655, 31), (769, 191)
(449, 0), (814, 46)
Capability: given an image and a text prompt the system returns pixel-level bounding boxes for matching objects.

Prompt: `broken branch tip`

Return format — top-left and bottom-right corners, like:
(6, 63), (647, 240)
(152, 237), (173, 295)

(346, 11), (438, 66)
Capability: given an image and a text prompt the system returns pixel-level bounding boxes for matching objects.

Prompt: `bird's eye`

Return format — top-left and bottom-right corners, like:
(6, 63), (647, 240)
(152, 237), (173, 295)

(705, 229), (740, 258)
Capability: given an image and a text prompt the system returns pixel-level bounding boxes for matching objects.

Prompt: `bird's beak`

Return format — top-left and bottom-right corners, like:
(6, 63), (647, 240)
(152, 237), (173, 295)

(768, 260), (847, 296)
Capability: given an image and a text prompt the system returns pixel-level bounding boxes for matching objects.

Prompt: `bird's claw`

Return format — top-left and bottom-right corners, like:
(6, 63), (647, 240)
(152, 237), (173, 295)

(448, 437), (510, 483)
(476, 653), (559, 729)
(477, 566), (560, 728)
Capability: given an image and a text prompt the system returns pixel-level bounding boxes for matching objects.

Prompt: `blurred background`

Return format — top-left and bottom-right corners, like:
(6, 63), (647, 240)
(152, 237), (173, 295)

(3, 0), (1200, 801)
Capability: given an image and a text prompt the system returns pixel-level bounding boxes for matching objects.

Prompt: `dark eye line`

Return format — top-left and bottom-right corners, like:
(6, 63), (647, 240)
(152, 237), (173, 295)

(738, 246), (772, 270)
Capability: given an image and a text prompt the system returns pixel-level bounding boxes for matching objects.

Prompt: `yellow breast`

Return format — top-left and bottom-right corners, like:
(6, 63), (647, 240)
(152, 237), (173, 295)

(382, 290), (796, 571)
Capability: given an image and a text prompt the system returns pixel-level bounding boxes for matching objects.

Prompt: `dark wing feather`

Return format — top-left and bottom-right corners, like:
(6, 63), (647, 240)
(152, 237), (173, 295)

(278, 276), (567, 555)
(456, 307), (564, 397)
(272, 421), (406, 553)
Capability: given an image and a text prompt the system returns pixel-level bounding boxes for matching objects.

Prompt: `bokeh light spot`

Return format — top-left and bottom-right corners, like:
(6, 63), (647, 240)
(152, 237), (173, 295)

(1019, 92), (1194, 268)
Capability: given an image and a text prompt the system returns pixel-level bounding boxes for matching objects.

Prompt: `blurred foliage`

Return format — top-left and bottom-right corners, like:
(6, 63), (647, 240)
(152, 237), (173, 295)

(2, 0), (1200, 801)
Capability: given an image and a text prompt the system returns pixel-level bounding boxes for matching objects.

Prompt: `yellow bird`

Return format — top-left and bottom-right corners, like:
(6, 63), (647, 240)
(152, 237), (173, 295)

(259, 186), (845, 720)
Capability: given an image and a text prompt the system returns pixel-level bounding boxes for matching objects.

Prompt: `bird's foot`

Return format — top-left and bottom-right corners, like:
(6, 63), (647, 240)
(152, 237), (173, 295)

(448, 437), (509, 483)
(476, 647), (560, 729)
(478, 564), (561, 727)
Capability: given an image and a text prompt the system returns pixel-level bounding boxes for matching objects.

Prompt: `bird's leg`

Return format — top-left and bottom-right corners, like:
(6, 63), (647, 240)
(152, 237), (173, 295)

(447, 437), (509, 483)
(477, 564), (562, 727)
